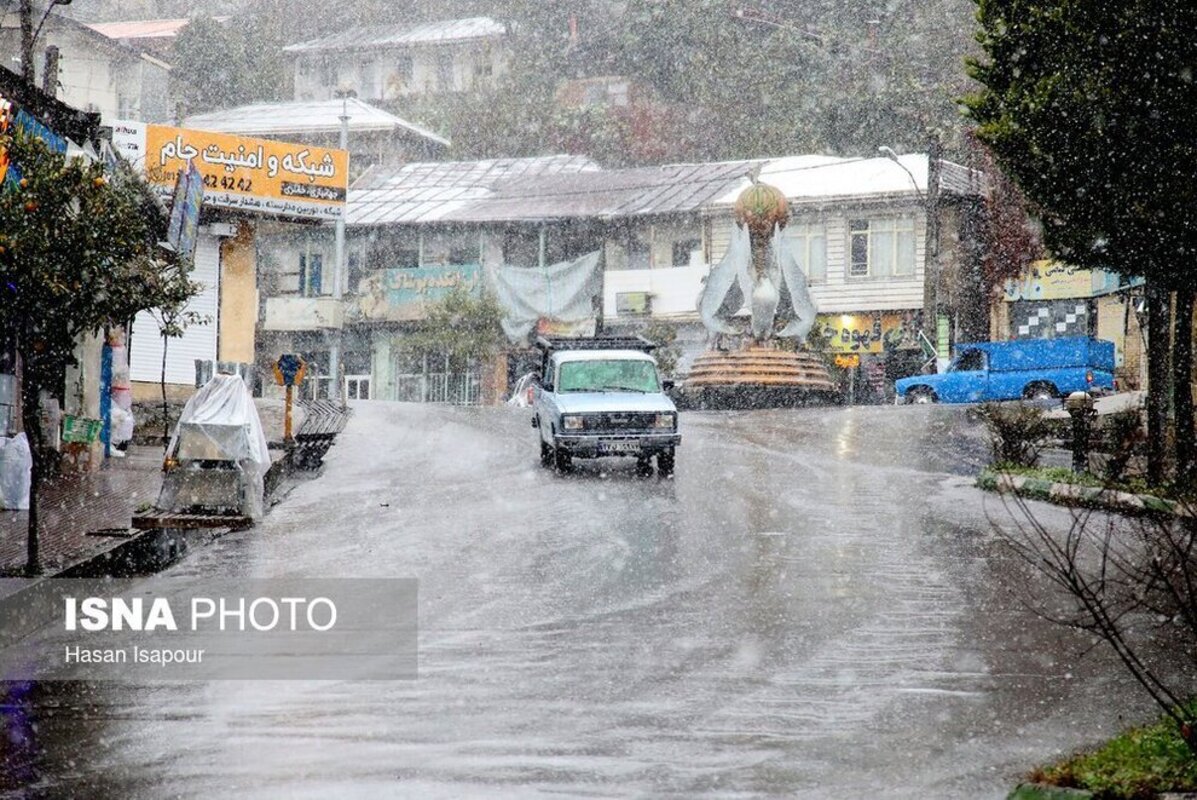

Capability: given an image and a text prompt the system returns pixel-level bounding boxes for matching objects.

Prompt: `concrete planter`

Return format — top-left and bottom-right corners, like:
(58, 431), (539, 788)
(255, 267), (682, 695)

(977, 470), (1192, 520)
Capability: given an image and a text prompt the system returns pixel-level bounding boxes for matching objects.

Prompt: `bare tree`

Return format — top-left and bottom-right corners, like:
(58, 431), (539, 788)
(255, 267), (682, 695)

(993, 492), (1197, 753)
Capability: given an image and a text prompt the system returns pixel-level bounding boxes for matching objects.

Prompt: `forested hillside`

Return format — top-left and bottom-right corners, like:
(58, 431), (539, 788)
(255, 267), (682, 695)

(68, 0), (980, 164)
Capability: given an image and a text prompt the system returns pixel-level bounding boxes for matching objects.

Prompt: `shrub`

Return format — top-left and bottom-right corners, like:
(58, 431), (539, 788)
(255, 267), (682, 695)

(977, 401), (1055, 468)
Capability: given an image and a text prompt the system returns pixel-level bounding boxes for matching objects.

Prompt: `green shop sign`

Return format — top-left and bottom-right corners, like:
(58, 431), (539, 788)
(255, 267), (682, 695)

(358, 264), (483, 322)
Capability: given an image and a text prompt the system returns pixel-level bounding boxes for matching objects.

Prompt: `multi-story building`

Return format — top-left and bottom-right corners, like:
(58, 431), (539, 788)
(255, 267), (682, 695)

(254, 151), (987, 404)
(284, 17), (509, 103)
(0, 11), (171, 122)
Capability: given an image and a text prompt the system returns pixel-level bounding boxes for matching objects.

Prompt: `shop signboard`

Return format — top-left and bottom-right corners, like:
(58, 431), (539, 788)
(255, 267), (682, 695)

(813, 311), (922, 354)
(357, 264), (483, 322)
(112, 121), (348, 222)
(0, 92), (69, 186)
(1003, 260), (1121, 302)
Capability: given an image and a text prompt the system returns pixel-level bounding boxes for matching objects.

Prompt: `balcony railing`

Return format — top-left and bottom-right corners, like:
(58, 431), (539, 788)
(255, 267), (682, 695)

(262, 296), (345, 331)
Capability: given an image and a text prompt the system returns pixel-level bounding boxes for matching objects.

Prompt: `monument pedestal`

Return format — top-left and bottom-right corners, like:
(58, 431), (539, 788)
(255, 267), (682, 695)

(681, 346), (838, 409)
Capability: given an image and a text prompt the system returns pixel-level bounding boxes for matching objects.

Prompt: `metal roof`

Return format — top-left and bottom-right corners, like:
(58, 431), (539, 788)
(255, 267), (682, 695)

(451, 160), (764, 223)
(284, 16), (505, 54)
(710, 154), (987, 206)
(344, 152), (987, 229)
(346, 155), (601, 227)
(86, 18), (228, 41)
(182, 98), (449, 147)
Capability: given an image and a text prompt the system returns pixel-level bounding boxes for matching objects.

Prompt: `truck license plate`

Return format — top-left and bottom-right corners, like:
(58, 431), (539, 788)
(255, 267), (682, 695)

(600, 441), (640, 454)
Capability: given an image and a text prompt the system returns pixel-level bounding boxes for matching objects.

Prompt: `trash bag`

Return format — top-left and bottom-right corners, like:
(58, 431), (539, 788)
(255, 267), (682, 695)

(0, 432), (32, 510)
(110, 404), (135, 445)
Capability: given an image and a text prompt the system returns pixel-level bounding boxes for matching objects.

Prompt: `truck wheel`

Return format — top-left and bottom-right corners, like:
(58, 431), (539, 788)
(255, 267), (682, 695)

(908, 387), (936, 404)
(1023, 382), (1058, 401)
(539, 441), (553, 467)
(635, 455), (654, 477)
(657, 449), (675, 477)
(554, 448), (572, 473)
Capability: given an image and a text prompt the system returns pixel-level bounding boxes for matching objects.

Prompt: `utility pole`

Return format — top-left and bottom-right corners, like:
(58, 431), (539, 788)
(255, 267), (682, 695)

(923, 138), (943, 362)
(41, 45), (58, 96)
(329, 88), (352, 404)
(19, 0), (35, 87)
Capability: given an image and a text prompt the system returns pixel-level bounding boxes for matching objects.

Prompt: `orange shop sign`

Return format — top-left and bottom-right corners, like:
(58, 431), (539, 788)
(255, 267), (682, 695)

(112, 121), (348, 222)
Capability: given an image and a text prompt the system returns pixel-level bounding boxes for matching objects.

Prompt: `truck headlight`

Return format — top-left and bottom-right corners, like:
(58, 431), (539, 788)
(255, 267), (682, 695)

(652, 413), (676, 429)
(562, 415), (585, 430)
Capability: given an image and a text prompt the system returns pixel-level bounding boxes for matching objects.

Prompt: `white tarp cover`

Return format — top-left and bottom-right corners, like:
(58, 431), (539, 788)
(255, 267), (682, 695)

(158, 374), (270, 519)
(489, 251), (603, 341)
(0, 433), (31, 510)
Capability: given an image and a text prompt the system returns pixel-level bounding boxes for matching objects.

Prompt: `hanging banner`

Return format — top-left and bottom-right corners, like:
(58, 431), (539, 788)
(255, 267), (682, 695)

(166, 160), (204, 261)
(112, 121), (348, 221)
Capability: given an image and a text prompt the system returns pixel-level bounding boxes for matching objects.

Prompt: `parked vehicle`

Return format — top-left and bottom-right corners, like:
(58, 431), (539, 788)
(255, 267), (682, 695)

(532, 336), (681, 475)
(507, 372), (537, 408)
(894, 336), (1116, 404)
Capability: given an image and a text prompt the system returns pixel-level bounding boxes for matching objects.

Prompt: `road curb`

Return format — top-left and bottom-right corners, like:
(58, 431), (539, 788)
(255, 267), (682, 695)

(977, 470), (1192, 519)
(1007, 783), (1093, 799)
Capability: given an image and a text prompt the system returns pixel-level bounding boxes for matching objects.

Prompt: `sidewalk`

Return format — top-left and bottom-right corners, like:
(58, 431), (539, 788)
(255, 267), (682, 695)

(0, 444), (163, 576)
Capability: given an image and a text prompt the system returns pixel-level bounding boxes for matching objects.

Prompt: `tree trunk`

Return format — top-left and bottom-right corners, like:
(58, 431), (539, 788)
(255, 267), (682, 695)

(19, 365), (41, 576)
(1174, 285), (1195, 483)
(1145, 280), (1171, 485)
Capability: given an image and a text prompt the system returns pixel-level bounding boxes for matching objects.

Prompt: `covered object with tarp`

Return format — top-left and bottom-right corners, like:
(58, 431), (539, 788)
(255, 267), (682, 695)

(157, 373), (271, 520)
(489, 251), (602, 341)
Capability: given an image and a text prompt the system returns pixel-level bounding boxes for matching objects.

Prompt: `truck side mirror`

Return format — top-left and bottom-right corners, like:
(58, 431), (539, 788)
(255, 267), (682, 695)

(662, 379), (676, 392)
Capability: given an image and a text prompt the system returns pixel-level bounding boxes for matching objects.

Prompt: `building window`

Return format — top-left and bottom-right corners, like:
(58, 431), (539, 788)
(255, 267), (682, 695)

(300, 253), (323, 296)
(319, 59), (336, 89)
(785, 223), (827, 283)
(396, 56), (414, 84)
(436, 53), (454, 91)
(848, 217), (915, 278)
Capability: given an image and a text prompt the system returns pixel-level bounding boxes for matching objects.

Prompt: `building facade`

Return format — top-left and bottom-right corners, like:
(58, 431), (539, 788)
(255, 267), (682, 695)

(284, 17), (509, 103)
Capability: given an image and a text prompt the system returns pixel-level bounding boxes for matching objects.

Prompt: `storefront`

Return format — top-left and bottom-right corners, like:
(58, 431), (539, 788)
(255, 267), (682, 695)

(112, 122), (348, 399)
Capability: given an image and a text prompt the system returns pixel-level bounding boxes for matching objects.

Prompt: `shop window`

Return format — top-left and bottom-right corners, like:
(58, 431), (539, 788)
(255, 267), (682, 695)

(299, 253), (323, 296)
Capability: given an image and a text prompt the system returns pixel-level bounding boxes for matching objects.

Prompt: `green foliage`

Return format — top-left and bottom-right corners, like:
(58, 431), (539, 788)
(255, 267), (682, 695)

(977, 401), (1055, 467)
(1030, 703), (1197, 798)
(641, 320), (680, 379)
(172, 15), (252, 115)
(0, 132), (193, 379)
(398, 287), (505, 374)
(964, 0), (1197, 285)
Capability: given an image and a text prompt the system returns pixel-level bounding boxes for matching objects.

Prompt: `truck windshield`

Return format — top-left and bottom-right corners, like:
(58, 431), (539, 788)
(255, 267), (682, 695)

(557, 360), (661, 393)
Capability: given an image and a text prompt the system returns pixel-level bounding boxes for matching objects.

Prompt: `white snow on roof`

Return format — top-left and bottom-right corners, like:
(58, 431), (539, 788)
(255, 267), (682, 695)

(347, 155), (601, 226)
(284, 16), (505, 54)
(183, 98), (449, 147)
(713, 154), (930, 205)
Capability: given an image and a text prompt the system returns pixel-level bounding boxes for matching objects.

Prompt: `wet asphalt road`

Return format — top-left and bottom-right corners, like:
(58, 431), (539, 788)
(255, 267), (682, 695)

(1, 402), (1157, 799)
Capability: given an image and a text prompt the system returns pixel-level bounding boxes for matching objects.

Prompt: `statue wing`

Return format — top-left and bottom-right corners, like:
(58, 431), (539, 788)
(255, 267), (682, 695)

(775, 228), (818, 340)
(699, 222), (751, 334)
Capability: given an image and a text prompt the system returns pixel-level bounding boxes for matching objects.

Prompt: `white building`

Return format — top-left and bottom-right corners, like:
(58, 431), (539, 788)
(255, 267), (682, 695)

(0, 11), (171, 122)
(284, 17), (509, 102)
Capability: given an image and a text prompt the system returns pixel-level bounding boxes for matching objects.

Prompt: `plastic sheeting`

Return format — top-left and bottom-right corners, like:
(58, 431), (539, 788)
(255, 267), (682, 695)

(0, 433), (31, 511)
(158, 374), (271, 519)
(489, 251), (603, 341)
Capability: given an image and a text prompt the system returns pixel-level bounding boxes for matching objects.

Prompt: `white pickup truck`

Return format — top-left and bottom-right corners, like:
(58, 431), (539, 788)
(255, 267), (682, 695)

(531, 336), (681, 476)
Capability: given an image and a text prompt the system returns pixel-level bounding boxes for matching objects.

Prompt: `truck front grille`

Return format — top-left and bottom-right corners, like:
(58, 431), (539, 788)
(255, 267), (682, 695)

(587, 412), (657, 431)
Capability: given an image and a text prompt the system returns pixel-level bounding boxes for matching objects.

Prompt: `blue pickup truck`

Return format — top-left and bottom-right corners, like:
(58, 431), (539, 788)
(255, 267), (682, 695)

(894, 336), (1116, 404)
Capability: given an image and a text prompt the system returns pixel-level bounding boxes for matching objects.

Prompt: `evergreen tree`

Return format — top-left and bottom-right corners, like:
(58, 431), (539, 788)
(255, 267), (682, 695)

(964, 0), (1197, 483)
